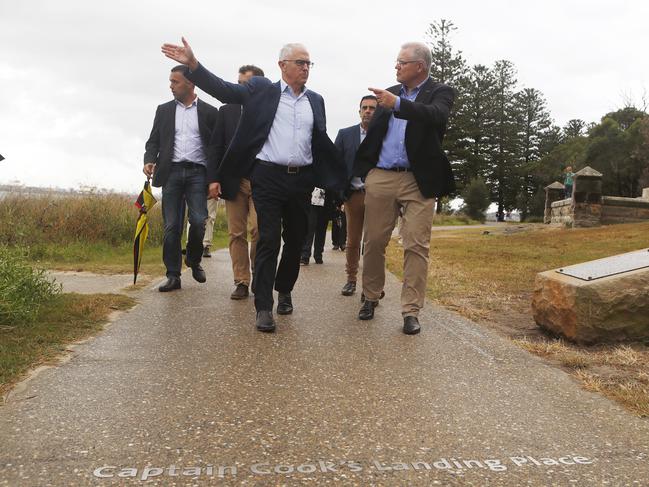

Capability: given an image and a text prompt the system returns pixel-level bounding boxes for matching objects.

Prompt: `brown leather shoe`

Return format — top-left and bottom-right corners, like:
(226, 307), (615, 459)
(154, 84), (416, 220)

(230, 283), (249, 300)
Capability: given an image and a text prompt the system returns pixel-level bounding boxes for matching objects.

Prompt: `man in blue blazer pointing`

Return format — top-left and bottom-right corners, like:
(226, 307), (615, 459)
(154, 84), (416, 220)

(162, 38), (346, 332)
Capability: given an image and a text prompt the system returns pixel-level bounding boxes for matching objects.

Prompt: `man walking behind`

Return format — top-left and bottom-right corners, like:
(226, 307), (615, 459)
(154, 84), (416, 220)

(143, 65), (218, 292)
(209, 65), (264, 300)
(353, 42), (455, 335)
(336, 95), (377, 297)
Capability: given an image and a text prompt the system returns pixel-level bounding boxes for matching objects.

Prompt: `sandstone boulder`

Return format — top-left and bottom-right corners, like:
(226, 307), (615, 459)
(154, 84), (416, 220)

(532, 262), (649, 344)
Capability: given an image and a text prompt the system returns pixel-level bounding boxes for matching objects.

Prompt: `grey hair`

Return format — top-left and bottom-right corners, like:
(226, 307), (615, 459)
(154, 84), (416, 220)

(279, 43), (307, 61)
(401, 41), (432, 71)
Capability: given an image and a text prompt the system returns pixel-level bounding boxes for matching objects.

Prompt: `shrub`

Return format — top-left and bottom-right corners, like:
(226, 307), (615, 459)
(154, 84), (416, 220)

(461, 177), (490, 222)
(0, 246), (61, 326)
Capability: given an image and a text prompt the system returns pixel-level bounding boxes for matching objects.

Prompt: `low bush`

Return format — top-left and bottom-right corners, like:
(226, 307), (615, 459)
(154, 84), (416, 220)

(0, 246), (61, 326)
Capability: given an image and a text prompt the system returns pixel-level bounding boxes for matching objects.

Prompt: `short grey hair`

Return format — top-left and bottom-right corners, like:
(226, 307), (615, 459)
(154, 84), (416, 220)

(279, 43), (308, 61)
(401, 42), (432, 71)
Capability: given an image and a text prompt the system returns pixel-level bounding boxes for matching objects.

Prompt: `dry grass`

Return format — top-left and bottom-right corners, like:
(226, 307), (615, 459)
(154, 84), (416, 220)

(1, 293), (135, 399)
(386, 221), (649, 416)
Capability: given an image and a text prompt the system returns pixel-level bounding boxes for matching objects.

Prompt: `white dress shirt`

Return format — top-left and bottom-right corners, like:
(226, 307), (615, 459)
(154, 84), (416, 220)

(350, 126), (367, 190)
(172, 96), (207, 165)
(256, 79), (314, 166)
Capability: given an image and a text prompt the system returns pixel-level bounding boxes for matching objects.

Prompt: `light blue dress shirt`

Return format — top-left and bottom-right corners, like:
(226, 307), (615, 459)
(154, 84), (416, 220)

(256, 79), (314, 166)
(376, 79), (428, 169)
(172, 96), (207, 166)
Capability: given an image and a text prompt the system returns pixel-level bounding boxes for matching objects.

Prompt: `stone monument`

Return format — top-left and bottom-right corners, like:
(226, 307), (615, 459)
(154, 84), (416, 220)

(532, 249), (649, 343)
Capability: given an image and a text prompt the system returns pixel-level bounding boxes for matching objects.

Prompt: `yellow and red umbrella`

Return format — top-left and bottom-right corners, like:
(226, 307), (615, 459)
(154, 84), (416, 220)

(133, 179), (157, 284)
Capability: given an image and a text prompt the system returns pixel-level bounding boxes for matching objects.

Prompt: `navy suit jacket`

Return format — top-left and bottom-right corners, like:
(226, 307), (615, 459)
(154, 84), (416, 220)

(334, 123), (362, 199)
(143, 98), (218, 188)
(353, 77), (456, 198)
(186, 63), (346, 200)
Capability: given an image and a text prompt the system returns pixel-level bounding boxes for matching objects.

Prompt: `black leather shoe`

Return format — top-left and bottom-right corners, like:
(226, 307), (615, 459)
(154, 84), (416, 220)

(358, 299), (378, 320)
(403, 316), (421, 335)
(185, 258), (207, 283)
(360, 290), (385, 302)
(191, 264), (206, 283)
(315, 256), (323, 264)
(158, 277), (181, 292)
(300, 257), (309, 266)
(203, 247), (212, 258)
(230, 283), (249, 300)
(277, 292), (293, 315)
(256, 310), (276, 332)
(341, 281), (356, 296)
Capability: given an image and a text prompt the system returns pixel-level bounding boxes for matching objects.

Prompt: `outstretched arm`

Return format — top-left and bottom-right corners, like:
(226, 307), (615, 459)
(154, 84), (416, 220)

(161, 37), (253, 105)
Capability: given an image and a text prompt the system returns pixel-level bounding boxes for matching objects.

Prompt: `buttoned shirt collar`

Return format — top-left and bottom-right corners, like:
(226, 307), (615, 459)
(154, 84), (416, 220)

(175, 94), (198, 109)
(280, 78), (307, 98)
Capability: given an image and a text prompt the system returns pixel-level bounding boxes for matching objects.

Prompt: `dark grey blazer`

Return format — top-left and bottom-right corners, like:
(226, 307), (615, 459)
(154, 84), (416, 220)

(143, 98), (218, 188)
(334, 123), (362, 199)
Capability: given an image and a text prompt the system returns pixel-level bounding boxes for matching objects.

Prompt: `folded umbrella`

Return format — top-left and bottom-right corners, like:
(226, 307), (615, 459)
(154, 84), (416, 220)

(133, 179), (158, 284)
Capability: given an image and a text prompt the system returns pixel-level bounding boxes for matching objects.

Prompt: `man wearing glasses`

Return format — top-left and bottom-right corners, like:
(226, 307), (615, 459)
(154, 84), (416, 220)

(353, 42), (456, 335)
(162, 38), (346, 333)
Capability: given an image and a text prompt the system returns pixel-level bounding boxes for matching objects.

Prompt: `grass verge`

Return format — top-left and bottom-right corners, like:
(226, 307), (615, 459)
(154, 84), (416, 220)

(385, 221), (649, 416)
(0, 293), (135, 400)
(28, 233), (229, 275)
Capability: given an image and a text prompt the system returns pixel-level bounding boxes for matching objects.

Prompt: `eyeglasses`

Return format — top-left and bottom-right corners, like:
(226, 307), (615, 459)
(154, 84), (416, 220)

(284, 59), (314, 68)
(395, 59), (421, 67)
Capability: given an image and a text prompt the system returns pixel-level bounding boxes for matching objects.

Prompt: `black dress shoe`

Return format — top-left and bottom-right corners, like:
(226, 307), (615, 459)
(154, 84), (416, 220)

(158, 277), (181, 292)
(341, 281), (356, 296)
(185, 257), (207, 283)
(256, 310), (276, 332)
(358, 299), (378, 320)
(277, 292), (293, 315)
(360, 290), (385, 302)
(300, 257), (309, 266)
(403, 316), (421, 335)
(332, 245), (339, 250)
(203, 247), (212, 258)
(314, 256), (323, 264)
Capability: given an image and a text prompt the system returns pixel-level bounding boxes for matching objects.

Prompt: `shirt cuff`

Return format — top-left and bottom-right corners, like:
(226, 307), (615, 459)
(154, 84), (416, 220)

(394, 97), (401, 112)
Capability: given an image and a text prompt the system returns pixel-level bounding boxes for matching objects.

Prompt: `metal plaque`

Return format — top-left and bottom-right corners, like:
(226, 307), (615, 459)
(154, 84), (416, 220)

(557, 249), (649, 281)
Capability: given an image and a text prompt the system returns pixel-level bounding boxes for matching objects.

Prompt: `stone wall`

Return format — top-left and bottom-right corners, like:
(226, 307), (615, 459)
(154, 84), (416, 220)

(601, 196), (649, 224)
(546, 166), (649, 227)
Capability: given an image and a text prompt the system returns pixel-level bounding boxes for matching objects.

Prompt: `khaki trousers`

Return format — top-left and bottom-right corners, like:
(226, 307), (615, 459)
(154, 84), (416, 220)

(185, 197), (218, 247)
(344, 189), (365, 282)
(362, 168), (435, 317)
(225, 179), (258, 286)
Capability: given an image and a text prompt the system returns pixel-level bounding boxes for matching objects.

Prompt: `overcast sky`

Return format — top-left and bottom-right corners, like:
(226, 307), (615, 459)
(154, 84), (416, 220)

(1, 0), (647, 193)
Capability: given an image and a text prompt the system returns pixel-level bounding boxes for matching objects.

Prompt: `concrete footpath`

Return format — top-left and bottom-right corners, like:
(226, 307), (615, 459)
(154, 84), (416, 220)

(1, 248), (649, 486)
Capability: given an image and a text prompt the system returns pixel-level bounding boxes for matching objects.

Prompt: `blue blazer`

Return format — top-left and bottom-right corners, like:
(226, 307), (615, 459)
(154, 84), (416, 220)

(186, 63), (346, 200)
(334, 123), (361, 199)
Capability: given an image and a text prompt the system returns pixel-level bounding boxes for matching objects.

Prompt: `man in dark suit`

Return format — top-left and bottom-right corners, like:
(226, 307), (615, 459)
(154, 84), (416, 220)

(143, 65), (218, 292)
(336, 95), (377, 297)
(162, 38), (346, 332)
(209, 64), (264, 300)
(353, 42), (455, 335)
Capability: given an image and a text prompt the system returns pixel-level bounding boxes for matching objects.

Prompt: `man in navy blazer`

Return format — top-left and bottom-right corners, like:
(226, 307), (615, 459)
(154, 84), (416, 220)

(353, 42), (455, 335)
(162, 38), (346, 332)
(335, 95), (377, 298)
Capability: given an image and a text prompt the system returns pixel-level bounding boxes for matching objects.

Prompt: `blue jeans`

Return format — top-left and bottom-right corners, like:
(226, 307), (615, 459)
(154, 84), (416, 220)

(161, 163), (208, 278)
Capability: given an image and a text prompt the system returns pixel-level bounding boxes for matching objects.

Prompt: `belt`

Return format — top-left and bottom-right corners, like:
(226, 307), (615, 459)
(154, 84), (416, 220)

(174, 160), (205, 169)
(380, 166), (412, 172)
(256, 159), (311, 174)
